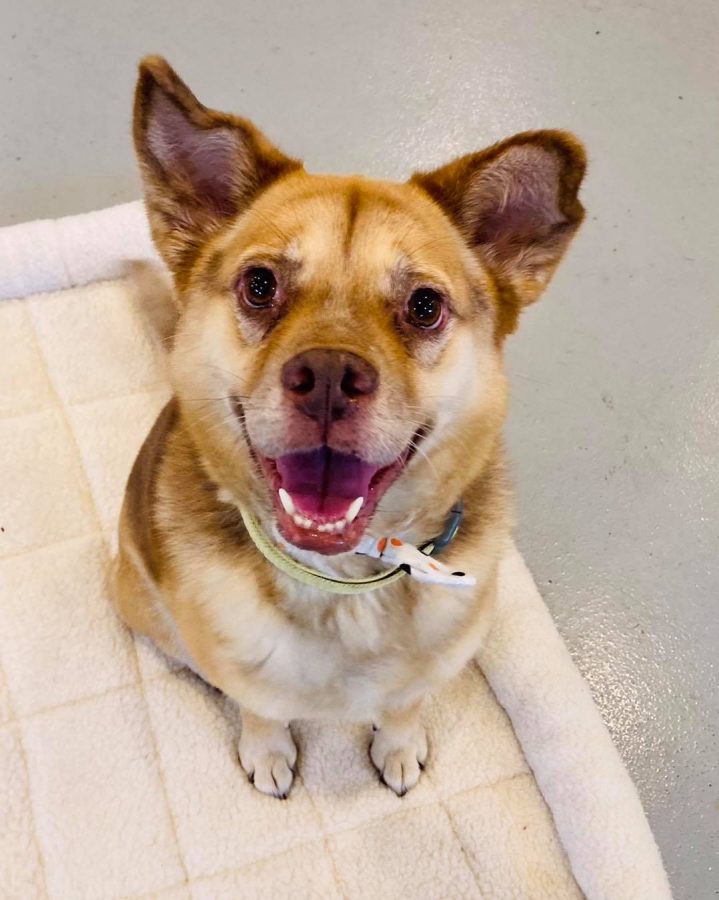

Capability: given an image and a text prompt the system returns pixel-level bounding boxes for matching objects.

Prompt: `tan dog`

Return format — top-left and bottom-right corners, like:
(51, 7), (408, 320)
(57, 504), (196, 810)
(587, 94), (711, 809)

(111, 56), (586, 798)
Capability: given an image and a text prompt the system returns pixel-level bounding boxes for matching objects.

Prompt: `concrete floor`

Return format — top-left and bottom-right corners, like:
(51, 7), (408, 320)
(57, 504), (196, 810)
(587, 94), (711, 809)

(2, 0), (717, 896)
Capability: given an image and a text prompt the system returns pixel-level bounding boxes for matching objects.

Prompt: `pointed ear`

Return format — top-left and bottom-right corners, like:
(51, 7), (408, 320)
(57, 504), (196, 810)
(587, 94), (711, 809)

(133, 56), (302, 275)
(411, 131), (586, 334)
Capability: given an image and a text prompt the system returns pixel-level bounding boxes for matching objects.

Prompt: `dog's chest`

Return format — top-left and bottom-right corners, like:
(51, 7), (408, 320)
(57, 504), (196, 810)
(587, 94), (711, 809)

(206, 571), (476, 721)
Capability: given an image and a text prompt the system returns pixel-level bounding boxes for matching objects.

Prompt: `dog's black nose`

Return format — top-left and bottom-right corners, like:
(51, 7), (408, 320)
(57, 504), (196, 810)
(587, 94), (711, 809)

(281, 349), (379, 424)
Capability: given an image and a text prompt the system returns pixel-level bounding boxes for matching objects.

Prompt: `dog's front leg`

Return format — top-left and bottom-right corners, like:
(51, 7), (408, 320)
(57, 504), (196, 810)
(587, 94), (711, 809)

(370, 701), (428, 796)
(238, 709), (297, 799)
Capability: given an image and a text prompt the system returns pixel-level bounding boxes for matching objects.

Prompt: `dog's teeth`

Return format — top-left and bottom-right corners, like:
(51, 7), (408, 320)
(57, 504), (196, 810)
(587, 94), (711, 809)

(278, 488), (295, 516)
(346, 496), (364, 523)
(290, 514), (351, 533)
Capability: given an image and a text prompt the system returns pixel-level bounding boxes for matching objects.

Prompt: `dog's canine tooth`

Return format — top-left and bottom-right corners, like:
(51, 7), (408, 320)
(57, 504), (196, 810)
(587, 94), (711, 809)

(278, 488), (295, 515)
(346, 496), (364, 523)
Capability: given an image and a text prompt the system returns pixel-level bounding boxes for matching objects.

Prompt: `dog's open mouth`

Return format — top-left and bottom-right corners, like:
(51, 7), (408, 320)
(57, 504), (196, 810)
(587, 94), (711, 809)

(255, 445), (411, 554)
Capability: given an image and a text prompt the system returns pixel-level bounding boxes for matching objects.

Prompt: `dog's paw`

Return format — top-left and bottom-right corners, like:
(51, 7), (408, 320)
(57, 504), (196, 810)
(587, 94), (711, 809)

(238, 721), (297, 799)
(370, 723), (428, 796)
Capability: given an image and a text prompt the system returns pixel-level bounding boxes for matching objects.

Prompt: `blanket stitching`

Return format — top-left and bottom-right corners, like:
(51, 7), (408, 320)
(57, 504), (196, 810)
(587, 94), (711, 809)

(25, 305), (191, 893)
(11, 680), (139, 722)
(433, 791), (487, 898)
(131, 632), (191, 890)
(0, 382), (169, 422)
(293, 769), (350, 900)
(0, 300), (57, 420)
(0, 529), (107, 563)
(0, 683), (50, 898)
(119, 771), (532, 899)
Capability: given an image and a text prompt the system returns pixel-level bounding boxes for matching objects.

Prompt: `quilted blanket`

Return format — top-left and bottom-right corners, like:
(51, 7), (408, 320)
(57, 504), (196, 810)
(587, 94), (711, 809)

(0, 203), (670, 899)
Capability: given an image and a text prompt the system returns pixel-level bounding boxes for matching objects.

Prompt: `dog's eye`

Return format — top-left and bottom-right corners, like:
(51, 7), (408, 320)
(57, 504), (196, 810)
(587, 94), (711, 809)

(237, 267), (278, 308)
(406, 288), (444, 329)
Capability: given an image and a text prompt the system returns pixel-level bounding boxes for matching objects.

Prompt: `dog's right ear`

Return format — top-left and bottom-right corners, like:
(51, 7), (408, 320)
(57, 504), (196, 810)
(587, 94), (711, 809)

(133, 56), (301, 277)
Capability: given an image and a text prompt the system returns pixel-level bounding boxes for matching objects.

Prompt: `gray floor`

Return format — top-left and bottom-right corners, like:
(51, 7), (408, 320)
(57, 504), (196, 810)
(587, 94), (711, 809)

(2, 1), (717, 896)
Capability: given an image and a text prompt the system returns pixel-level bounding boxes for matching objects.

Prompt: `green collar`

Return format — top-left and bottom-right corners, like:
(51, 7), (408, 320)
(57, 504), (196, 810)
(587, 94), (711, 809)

(238, 501), (464, 595)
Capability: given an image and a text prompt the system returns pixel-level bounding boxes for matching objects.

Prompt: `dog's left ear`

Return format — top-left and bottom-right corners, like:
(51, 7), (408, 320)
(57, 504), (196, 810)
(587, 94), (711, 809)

(411, 130), (586, 335)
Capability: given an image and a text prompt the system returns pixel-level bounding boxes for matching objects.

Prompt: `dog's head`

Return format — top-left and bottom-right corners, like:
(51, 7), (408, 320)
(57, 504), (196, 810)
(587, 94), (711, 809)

(134, 57), (585, 555)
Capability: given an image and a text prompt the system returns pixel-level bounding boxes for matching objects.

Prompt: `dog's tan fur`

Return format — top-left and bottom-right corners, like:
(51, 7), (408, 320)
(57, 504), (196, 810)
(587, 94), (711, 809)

(111, 56), (586, 797)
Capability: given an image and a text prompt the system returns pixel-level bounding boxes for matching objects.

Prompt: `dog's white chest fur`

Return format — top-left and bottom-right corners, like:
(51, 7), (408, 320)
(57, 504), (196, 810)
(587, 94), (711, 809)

(198, 558), (484, 722)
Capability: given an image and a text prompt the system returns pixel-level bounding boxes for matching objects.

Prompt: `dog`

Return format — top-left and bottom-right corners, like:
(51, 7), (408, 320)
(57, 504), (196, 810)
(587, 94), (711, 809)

(111, 55), (586, 799)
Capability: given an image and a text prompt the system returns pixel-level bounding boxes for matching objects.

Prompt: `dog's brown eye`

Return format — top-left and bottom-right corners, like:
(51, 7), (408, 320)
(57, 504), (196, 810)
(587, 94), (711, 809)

(238, 267), (277, 308)
(406, 288), (444, 329)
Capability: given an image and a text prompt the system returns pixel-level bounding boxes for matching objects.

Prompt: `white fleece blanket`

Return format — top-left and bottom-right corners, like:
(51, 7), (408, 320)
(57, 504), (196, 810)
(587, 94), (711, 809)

(0, 203), (670, 900)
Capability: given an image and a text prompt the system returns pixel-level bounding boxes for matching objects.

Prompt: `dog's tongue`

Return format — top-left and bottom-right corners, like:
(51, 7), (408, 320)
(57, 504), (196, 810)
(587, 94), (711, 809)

(276, 448), (379, 518)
